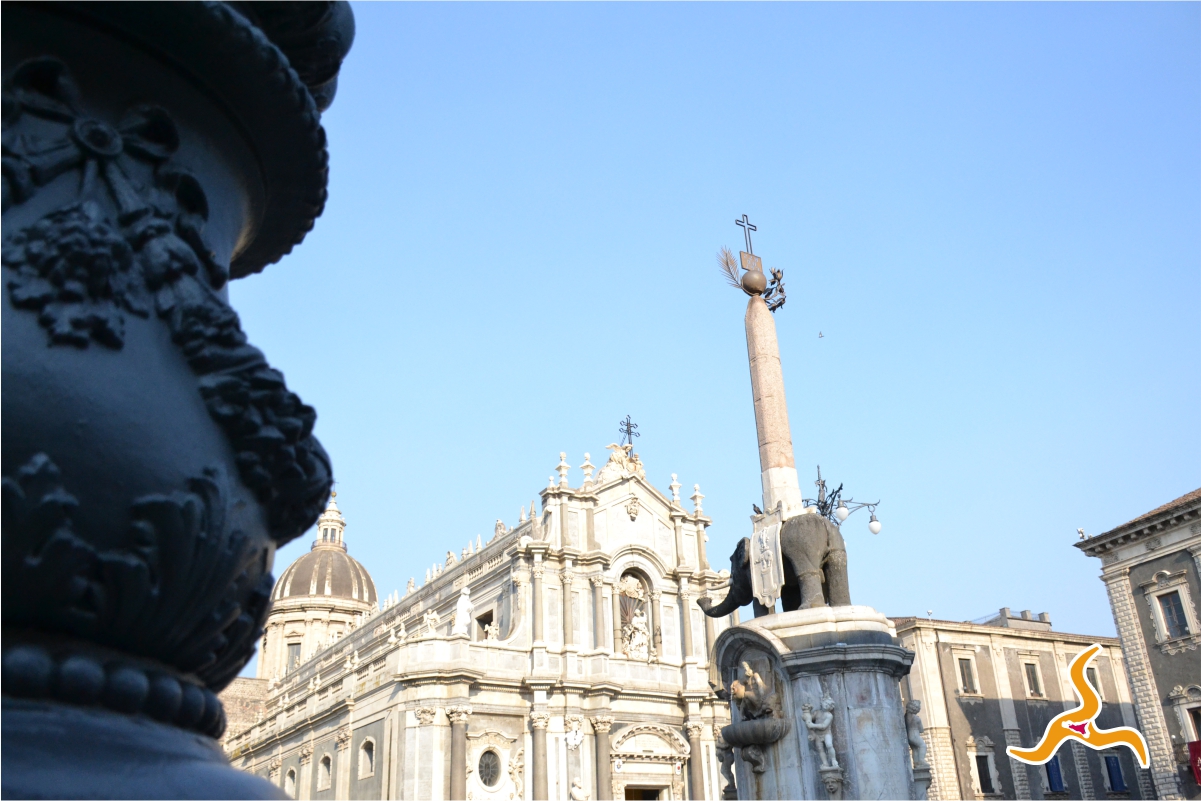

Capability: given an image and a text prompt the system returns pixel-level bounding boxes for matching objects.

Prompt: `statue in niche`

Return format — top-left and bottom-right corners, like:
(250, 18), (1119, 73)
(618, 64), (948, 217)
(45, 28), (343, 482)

(719, 660), (787, 774)
(623, 609), (651, 661)
(905, 699), (929, 768)
(730, 661), (774, 720)
(569, 777), (590, 801)
(484, 621), (500, 640)
(801, 695), (839, 769)
(422, 609), (440, 636)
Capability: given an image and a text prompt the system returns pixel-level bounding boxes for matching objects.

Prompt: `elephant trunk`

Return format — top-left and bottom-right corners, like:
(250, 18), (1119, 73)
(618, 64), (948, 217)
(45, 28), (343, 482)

(698, 589), (746, 618)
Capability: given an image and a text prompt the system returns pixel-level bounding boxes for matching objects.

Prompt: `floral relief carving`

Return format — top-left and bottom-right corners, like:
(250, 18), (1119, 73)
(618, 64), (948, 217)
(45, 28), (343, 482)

(2, 57), (332, 544)
(2, 452), (272, 689)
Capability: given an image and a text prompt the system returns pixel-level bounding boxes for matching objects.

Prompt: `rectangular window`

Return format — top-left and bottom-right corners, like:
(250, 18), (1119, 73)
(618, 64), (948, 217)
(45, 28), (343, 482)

(1190, 707), (1201, 741)
(1024, 663), (1043, 697)
(286, 642), (301, 673)
(475, 610), (494, 640)
(1086, 667), (1101, 698)
(1046, 755), (1065, 793)
(975, 755), (995, 794)
(1159, 591), (1190, 639)
(959, 658), (978, 694)
(1104, 755), (1127, 793)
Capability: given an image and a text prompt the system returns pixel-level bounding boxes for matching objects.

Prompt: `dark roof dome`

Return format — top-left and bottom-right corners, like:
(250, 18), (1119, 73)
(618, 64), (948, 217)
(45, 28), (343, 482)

(273, 547), (376, 604)
(272, 492), (376, 605)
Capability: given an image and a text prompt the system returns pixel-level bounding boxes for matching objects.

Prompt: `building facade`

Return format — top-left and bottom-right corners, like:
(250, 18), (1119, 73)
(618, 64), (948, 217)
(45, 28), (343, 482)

(1077, 488), (1201, 800)
(897, 610), (1149, 801)
(223, 446), (736, 800)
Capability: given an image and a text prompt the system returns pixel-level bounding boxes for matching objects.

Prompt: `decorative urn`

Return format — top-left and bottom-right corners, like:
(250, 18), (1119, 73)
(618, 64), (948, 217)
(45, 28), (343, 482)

(2, 3), (353, 797)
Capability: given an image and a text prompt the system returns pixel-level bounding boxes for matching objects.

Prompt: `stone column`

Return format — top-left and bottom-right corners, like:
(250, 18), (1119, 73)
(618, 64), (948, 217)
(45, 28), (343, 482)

(1101, 568), (1182, 799)
(335, 727), (352, 800)
(448, 705), (472, 801)
(680, 588), (695, 659)
(695, 521), (710, 570)
(986, 637), (1030, 799)
(650, 591), (663, 658)
(591, 577), (606, 650)
(562, 567), (574, 647)
(743, 281), (804, 518)
(591, 715), (614, 800)
(673, 517), (687, 569)
(531, 710), (550, 800)
(612, 589), (623, 655)
(685, 722), (707, 800)
(532, 557), (545, 643)
(298, 745), (313, 801)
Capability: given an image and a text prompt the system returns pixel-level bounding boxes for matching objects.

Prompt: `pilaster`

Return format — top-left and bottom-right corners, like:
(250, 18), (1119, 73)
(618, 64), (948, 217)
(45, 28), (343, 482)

(1101, 568), (1182, 799)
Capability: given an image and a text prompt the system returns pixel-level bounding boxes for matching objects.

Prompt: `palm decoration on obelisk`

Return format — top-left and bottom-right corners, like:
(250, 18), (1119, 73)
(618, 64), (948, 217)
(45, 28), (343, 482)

(718, 215), (807, 522)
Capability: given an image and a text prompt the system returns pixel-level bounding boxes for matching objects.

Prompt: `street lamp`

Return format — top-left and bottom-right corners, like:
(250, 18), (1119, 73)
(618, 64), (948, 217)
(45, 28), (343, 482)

(803, 466), (881, 534)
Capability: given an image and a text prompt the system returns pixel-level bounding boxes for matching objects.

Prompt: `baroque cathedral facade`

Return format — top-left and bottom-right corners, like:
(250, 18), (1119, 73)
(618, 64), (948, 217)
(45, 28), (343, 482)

(223, 446), (737, 801)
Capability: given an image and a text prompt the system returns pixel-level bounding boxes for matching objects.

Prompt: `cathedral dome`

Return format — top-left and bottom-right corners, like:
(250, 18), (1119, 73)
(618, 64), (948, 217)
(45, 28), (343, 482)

(271, 493), (377, 605)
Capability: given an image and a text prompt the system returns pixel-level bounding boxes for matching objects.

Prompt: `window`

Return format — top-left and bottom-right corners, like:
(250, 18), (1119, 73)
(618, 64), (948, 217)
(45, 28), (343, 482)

(1045, 755), (1066, 793)
(1024, 662), (1043, 697)
(1190, 707), (1201, 741)
(286, 643), (301, 673)
(1086, 666), (1102, 700)
(318, 754), (332, 790)
(285, 768), (296, 798)
(476, 610), (495, 640)
(1104, 756), (1127, 793)
(958, 657), (978, 694)
(1141, 571), (1201, 653)
(358, 739), (375, 778)
(966, 735), (999, 797)
(975, 756), (995, 794)
(478, 750), (501, 787)
(1160, 592), (1191, 639)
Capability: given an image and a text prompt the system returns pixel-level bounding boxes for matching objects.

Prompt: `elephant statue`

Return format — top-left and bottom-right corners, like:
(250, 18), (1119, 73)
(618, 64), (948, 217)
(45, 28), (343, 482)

(699, 512), (850, 618)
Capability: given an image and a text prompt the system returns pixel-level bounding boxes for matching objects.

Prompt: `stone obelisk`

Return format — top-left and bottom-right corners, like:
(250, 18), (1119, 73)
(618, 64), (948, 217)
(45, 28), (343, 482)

(712, 222), (919, 801)
(740, 249), (808, 521)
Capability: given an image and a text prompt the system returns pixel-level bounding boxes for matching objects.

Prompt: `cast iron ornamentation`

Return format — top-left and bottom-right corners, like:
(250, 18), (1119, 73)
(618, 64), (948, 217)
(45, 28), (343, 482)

(2, 57), (331, 544)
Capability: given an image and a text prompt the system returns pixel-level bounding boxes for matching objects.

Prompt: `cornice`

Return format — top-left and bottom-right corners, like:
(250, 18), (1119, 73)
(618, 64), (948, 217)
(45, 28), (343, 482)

(1076, 499), (1201, 558)
(890, 617), (1119, 647)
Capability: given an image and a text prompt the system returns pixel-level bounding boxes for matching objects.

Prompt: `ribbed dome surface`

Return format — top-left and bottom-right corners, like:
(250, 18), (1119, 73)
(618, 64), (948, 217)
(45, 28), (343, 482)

(273, 546), (377, 605)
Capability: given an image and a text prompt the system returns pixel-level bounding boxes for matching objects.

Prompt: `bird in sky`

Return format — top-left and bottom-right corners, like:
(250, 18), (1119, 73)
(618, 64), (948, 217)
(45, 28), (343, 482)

(1077, 528), (1086, 540)
(818, 331), (824, 339)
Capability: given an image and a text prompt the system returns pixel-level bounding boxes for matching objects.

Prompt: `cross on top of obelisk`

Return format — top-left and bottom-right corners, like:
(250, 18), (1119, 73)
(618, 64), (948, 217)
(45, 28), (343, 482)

(735, 214), (757, 254)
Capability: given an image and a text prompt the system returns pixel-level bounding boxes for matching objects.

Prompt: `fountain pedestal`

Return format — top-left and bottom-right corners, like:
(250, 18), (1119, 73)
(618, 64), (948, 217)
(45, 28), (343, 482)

(713, 606), (921, 800)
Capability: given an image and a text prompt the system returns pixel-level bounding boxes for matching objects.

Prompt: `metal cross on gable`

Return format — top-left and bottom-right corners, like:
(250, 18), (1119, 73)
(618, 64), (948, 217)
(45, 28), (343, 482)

(619, 415), (640, 448)
(735, 214), (757, 254)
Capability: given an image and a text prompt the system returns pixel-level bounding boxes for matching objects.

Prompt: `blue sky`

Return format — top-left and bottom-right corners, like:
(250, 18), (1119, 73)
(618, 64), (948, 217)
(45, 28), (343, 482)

(235, 2), (1199, 675)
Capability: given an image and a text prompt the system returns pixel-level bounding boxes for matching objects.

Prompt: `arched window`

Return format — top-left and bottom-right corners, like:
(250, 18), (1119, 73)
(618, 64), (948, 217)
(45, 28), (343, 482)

(358, 738), (375, 778)
(284, 768), (296, 798)
(318, 754), (332, 790)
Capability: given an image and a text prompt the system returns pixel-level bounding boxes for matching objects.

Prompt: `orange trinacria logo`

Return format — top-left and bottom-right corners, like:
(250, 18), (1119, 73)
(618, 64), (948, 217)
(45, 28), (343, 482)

(1006, 644), (1149, 768)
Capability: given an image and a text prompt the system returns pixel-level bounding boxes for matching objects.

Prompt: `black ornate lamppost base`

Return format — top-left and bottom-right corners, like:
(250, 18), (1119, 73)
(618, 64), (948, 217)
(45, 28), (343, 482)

(2, 2), (353, 797)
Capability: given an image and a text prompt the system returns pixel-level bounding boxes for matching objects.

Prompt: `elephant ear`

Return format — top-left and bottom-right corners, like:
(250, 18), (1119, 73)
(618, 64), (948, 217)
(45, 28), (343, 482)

(735, 537), (751, 568)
